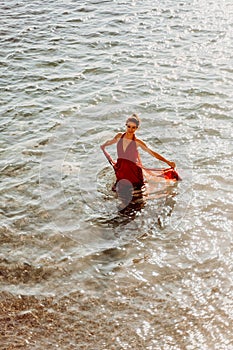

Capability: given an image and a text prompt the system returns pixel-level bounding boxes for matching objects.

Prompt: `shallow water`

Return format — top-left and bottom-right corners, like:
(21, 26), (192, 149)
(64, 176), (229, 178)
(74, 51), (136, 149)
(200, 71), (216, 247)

(1, 0), (233, 349)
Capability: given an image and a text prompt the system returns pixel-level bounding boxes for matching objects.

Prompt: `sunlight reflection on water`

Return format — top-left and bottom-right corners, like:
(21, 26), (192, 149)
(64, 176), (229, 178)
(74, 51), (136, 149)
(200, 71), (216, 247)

(1, 0), (233, 348)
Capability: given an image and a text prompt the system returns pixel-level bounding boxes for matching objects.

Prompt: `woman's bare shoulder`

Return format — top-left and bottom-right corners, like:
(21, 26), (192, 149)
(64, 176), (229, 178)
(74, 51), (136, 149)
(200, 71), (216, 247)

(114, 132), (123, 140)
(135, 137), (147, 146)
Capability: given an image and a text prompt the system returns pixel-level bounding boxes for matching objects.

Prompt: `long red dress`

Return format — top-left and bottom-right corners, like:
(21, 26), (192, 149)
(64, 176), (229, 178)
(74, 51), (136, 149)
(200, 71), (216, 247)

(101, 134), (181, 194)
(113, 133), (144, 189)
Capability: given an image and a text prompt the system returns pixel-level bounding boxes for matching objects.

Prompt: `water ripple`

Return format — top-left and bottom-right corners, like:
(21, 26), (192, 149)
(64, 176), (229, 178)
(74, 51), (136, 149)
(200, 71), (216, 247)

(1, 0), (233, 348)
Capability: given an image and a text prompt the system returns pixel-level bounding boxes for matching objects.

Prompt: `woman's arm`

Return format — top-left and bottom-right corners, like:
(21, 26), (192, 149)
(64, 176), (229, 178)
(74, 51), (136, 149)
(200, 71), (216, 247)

(100, 133), (122, 150)
(137, 139), (176, 168)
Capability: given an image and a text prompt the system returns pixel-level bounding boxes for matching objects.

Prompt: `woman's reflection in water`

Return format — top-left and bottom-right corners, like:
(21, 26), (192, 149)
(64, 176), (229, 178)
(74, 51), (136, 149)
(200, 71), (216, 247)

(116, 181), (147, 218)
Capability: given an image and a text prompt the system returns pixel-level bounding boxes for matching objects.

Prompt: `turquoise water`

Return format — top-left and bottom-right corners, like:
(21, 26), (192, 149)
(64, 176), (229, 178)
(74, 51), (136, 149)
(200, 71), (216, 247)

(1, 1), (233, 349)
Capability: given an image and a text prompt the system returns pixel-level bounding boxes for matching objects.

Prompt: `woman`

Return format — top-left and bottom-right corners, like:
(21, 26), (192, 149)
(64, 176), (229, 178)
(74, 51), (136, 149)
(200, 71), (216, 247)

(100, 114), (176, 195)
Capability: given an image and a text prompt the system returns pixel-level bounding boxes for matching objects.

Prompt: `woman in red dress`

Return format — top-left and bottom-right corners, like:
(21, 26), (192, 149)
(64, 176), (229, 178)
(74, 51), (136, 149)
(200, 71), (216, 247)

(100, 114), (177, 207)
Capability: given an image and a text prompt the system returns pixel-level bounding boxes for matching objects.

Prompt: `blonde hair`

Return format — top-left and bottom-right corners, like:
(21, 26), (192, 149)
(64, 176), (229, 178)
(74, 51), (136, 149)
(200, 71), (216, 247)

(126, 113), (140, 128)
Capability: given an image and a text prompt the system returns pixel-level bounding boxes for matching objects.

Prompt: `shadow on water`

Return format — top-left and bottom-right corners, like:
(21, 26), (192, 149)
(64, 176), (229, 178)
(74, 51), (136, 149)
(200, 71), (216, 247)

(116, 183), (146, 218)
(80, 182), (179, 285)
(91, 178), (179, 233)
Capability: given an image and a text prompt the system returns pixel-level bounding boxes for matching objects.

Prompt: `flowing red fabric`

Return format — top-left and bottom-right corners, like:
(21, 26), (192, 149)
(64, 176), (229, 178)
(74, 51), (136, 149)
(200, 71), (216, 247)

(102, 134), (181, 189)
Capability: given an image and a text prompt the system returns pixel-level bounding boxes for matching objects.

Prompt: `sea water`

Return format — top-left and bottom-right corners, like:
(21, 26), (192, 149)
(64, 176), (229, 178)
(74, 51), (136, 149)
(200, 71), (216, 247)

(1, 0), (232, 349)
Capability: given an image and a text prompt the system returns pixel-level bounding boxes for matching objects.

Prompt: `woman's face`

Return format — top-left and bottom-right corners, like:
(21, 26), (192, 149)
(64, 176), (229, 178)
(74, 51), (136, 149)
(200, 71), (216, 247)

(125, 122), (137, 133)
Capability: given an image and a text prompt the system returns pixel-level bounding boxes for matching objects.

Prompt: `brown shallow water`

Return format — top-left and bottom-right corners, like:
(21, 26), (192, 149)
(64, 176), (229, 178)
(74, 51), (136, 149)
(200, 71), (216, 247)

(1, 0), (233, 349)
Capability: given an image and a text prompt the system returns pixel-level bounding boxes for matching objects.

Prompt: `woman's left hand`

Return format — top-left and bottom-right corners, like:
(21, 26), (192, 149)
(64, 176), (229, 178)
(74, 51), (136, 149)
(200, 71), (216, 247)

(168, 161), (176, 168)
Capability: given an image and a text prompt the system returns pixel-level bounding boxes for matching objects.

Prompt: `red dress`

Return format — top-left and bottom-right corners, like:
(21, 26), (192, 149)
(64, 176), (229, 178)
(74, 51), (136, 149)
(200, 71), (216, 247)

(101, 134), (181, 195)
(113, 133), (144, 189)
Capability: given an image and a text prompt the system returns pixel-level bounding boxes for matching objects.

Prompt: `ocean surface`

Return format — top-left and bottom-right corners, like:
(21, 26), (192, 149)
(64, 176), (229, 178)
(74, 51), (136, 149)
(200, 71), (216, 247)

(1, 0), (233, 349)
